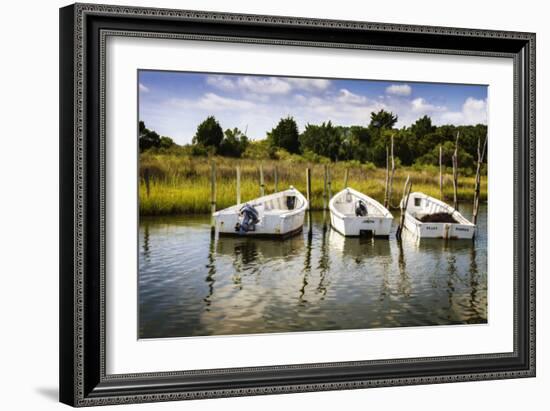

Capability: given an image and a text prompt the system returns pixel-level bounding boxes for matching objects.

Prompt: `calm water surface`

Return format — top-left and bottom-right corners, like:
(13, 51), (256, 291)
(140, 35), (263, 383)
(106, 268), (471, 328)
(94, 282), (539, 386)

(139, 205), (487, 338)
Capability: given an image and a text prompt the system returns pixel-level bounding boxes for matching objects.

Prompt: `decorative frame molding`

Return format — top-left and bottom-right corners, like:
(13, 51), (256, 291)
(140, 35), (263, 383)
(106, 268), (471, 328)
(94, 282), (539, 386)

(60, 3), (535, 407)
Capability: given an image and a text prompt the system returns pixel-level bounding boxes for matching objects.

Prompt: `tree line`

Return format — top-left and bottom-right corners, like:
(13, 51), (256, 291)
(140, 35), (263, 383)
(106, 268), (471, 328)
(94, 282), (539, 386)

(139, 109), (487, 171)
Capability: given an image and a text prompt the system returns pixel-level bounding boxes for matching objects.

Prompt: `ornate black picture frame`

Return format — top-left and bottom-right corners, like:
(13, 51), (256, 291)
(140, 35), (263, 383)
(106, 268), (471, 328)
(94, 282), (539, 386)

(59, 3), (535, 407)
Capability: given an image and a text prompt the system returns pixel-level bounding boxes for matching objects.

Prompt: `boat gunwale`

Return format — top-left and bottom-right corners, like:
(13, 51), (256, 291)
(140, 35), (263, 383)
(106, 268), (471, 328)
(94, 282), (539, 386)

(329, 187), (393, 220)
(404, 192), (475, 227)
(212, 187), (308, 219)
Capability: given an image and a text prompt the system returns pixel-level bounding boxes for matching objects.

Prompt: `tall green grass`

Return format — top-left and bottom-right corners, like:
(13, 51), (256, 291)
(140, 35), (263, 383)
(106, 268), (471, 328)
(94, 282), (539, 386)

(139, 154), (487, 216)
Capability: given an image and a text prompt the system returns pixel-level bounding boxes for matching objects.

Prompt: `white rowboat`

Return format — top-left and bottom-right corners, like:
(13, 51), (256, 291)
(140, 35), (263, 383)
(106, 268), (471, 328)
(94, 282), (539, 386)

(213, 187), (308, 237)
(329, 187), (393, 237)
(401, 192), (475, 239)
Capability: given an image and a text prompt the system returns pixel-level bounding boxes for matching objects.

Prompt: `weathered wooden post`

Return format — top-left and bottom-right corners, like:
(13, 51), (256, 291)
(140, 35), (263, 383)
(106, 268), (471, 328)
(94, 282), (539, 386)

(343, 168), (349, 188)
(259, 163), (265, 197)
(387, 134), (396, 208)
(472, 134), (487, 227)
(274, 166), (279, 193)
(439, 145), (443, 200)
(327, 165), (332, 202)
(144, 168), (150, 198)
(385, 145), (389, 206)
(323, 164), (328, 212)
(236, 165), (241, 205)
(452, 131), (460, 210)
(306, 168), (312, 209)
(210, 161), (217, 232)
(396, 175), (412, 240)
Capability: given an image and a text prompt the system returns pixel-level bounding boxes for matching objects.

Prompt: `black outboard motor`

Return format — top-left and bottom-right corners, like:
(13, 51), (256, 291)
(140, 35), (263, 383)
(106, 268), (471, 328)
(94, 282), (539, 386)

(235, 204), (260, 233)
(355, 200), (368, 217)
(286, 195), (296, 210)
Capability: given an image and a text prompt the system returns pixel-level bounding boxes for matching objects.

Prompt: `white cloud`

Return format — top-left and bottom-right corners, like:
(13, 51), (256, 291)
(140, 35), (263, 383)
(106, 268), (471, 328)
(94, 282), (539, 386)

(237, 77), (291, 94)
(411, 97), (446, 113)
(438, 97), (487, 125)
(206, 75), (291, 95)
(286, 78), (331, 91)
(336, 89), (368, 104)
(205, 75), (331, 96)
(170, 92), (256, 111)
(205, 75), (237, 91)
(386, 84), (412, 96)
(139, 83), (149, 93)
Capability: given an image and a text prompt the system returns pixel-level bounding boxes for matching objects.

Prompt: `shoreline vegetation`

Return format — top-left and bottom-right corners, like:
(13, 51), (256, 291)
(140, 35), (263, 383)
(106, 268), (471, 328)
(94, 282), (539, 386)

(139, 154), (487, 216)
(139, 110), (487, 216)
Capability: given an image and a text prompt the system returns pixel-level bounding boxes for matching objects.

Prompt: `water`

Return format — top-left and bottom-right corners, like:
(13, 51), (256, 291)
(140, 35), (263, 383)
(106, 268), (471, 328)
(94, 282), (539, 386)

(139, 205), (487, 338)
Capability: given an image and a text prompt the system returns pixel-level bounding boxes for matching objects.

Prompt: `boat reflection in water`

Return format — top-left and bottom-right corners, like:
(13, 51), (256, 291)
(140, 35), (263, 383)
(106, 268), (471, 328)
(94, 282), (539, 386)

(139, 206), (487, 339)
(329, 229), (391, 263)
(215, 233), (305, 263)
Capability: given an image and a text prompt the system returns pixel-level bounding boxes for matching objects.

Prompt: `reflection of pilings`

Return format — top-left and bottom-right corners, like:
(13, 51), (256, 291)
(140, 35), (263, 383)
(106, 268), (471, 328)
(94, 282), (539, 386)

(204, 232), (217, 307)
(397, 239), (411, 298)
(231, 240), (258, 288)
(446, 254), (458, 316)
(299, 228), (313, 303)
(317, 225), (330, 297)
(468, 246), (482, 320)
(142, 223), (150, 260)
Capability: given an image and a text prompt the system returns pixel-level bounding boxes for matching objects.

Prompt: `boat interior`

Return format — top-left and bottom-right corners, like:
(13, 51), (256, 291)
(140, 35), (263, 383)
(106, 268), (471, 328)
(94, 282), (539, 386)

(332, 191), (385, 217)
(407, 195), (465, 224)
(253, 193), (306, 216)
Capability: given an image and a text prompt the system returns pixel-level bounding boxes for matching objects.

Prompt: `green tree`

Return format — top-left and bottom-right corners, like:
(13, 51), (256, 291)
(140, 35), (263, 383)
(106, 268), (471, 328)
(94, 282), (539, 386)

(267, 117), (300, 154)
(139, 121), (161, 152)
(193, 116), (224, 149)
(299, 121), (341, 161)
(369, 109), (398, 129)
(159, 136), (175, 149)
(219, 128), (249, 157)
(416, 140), (474, 170)
(410, 115), (436, 139)
(337, 126), (371, 162)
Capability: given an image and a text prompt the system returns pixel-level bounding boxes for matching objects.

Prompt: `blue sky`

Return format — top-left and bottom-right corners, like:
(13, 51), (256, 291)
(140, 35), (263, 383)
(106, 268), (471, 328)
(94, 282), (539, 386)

(139, 70), (488, 144)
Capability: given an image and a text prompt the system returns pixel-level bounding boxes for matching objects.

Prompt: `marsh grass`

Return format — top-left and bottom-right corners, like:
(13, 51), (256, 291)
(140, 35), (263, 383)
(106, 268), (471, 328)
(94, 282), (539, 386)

(139, 154), (487, 215)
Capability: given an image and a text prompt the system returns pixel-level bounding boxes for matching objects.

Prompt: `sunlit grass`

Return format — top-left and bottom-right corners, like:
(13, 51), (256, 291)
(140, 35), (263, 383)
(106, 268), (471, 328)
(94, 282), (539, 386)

(139, 154), (487, 215)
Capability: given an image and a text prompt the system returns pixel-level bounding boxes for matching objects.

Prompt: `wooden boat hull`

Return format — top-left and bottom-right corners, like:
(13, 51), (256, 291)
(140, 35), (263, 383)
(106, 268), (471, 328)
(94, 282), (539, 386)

(329, 188), (393, 237)
(213, 188), (307, 237)
(402, 192), (475, 239)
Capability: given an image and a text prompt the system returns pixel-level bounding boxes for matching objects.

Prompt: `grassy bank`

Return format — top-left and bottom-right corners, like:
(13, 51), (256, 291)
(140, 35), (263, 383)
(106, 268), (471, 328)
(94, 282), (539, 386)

(139, 154), (487, 216)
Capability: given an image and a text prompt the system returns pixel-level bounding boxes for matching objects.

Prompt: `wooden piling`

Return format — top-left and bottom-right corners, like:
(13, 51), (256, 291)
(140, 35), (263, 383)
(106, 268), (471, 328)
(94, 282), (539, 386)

(144, 168), (150, 198)
(343, 168), (349, 189)
(306, 168), (312, 210)
(387, 134), (396, 208)
(472, 134), (487, 227)
(396, 175), (412, 239)
(327, 165), (332, 202)
(439, 145), (443, 200)
(210, 161), (217, 231)
(274, 166), (279, 193)
(323, 164), (328, 212)
(385, 145), (389, 205)
(259, 163), (265, 197)
(452, 131), (460, 210)
(236, 165), (241, 205)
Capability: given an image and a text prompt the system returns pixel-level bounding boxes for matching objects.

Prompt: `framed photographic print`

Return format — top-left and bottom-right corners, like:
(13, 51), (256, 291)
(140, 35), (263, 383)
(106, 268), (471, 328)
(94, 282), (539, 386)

(59, 3), (536, 407)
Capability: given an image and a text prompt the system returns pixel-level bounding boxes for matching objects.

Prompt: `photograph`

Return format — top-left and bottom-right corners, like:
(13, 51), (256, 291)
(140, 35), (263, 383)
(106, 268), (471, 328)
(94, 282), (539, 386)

(137, 70), (488, 339)
(56, 2), (536, 407)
